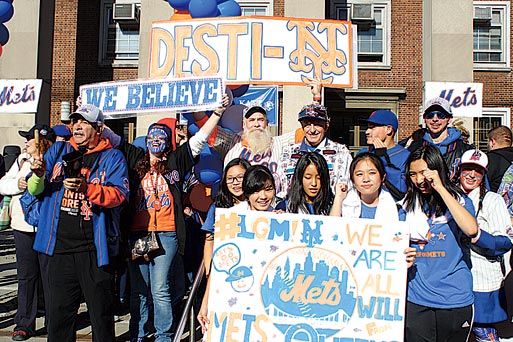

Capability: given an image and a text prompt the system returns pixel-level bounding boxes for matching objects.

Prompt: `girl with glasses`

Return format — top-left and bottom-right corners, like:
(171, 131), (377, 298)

(458, 149), (513, 341)
(402, 145), (478, 341)
(197, 158), (250, 333)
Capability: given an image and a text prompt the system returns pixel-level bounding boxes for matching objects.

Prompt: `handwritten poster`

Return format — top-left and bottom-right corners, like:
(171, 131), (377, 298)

(206, 209), (409, 342)
(0, 79), (42, 113)
(79, 76), (224, 118)
(150, 17), (356, 88)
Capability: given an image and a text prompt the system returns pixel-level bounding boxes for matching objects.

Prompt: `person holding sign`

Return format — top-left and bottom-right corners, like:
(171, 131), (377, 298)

(457, 149), (513, 341)
(275, 152), (334, 215)
(197, 158), (251, 333)
(401, 145), (478, 341)
(128, 95), (230, 342)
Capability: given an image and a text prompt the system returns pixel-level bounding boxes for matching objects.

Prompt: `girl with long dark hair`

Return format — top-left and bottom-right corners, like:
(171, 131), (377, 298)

(402, 145), (478, 341)
(276, 152), (334, 214)
(197, 158), (251, 333)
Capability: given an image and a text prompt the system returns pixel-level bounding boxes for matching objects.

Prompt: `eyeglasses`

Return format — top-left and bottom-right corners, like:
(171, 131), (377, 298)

(460, 170), (484, 180)
(226, 176), (244, 184)
(424, 111), (451, 120)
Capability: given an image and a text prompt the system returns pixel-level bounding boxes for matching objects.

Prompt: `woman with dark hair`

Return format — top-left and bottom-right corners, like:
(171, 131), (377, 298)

(276, 152), (333, 214)
(197, 164), (276, 333)
(128, 95), (229, 342)
(197, 158), (251, 333)
(0, 125), (55, 340)
(457, 149), (512, 341)
(330, 152), (399, 220)
(402, 145), (478, 342)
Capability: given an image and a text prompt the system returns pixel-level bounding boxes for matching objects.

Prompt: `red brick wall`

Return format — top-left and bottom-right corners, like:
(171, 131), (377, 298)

(357, 0), (424, 140)
(274, 0), (284, 17)
(50, 0), (138, 126)
(473, 0), (513, 126)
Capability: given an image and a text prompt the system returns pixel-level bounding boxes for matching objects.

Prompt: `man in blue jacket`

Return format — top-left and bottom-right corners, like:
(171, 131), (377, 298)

(28, 104), (129, 342)
(359, 109), (410, 200)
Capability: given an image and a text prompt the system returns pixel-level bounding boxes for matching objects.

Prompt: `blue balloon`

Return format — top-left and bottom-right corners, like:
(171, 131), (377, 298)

(188, 123), (200, 135)
(195, 147), (223, 185)
(189, 0), (218, 18)
(167, 0), (191, 11)
(217, 0), (241, 17)
(220, 104), (245, 133)
(232, 84), (249, 97)
(0, 1), (13, 23)
(0, 24), (9, 45)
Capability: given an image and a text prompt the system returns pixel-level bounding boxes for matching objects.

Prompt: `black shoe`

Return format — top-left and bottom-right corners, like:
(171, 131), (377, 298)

(11, 329), (31, 341)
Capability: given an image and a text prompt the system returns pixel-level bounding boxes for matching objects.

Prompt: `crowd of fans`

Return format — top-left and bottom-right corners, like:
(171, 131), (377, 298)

(1, 81), (513, 342)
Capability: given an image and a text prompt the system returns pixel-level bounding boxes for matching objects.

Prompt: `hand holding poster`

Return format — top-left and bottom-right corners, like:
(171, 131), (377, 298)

(206, 209), (409, 341)
(79, 76), (224, 118)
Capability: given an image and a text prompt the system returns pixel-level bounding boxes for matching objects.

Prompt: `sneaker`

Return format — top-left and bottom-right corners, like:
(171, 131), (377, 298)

(11, 329), (31, 341)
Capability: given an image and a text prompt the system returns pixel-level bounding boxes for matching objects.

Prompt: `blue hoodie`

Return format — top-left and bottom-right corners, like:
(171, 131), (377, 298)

(423, 127), (462, 156)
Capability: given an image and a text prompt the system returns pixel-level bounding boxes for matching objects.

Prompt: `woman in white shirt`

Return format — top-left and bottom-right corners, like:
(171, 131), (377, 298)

(0, 125), (55, 340)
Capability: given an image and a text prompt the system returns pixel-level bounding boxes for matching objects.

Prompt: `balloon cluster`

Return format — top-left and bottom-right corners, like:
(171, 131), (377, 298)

(165, 0), (247, 197)
(0, 0), (13, 56)
(167, 0), (241, 18)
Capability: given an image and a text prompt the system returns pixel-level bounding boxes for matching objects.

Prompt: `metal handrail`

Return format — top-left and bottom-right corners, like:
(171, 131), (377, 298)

(173, 261), (205, 342)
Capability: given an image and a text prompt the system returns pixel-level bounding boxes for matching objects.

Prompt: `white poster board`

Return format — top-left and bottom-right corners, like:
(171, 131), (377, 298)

(425, 81), (483, 117)
(0, 79), (42, 113)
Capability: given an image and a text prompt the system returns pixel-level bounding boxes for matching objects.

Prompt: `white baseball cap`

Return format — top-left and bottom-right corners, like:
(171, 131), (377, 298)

(461, 149), (488, 170)
(70, 104), (104, 124)
(424, 97), (453, 117)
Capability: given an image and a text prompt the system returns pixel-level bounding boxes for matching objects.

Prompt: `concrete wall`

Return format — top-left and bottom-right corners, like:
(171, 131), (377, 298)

(0, 0), (41, 152)
(282, 0), (325, 134)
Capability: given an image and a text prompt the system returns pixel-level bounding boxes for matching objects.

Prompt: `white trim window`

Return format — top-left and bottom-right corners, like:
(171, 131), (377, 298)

(473, 107), (511, 150)
(236, 0), (273, 16)
(473, 1), (511, 70)
(99, 0), (140, 66)
(330, 0), (391, 69)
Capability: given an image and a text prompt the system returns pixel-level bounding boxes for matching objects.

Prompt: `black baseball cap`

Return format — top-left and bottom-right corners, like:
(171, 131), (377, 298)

(244, 106), (267, 119)
(19, 124), (56, 142)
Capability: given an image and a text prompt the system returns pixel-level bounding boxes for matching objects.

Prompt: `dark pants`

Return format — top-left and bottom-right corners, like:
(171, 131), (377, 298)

(13, 230), (49, 332)
(405, 301), (473, 342)
(47, 251), (115, 342)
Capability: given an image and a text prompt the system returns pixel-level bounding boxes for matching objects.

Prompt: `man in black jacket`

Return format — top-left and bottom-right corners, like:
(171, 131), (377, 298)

(487, 126), (513, 192)
(401, 97), (472, 182)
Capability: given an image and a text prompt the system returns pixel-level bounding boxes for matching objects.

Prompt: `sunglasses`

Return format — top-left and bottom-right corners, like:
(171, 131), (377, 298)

(424, 111), (451, 120)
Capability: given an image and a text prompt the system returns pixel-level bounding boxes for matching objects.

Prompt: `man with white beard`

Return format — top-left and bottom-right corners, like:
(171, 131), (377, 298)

(214, 106), (295, 190)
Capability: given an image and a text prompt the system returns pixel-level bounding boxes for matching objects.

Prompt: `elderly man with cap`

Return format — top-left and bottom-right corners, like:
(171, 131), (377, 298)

(27, 104), (129, 342)
(404, 97), (472, 181)
(275, 103), (352, 199)
(359, 109), (410, 200)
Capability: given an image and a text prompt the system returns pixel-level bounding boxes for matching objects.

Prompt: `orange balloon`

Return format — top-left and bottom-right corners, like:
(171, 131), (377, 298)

(171, 9), (192, 20)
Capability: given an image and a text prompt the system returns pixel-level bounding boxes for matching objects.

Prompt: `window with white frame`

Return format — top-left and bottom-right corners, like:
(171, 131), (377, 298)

(236, 0), (273, 16)
(473, 108), (511, 150)
(330, 0), (391, 68)
(99, 0), (140, 65)
(473, 2), (510, 70)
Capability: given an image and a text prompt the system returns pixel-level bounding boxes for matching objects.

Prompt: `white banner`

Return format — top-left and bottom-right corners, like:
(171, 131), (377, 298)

(150, 17), (356, 88)
(79, 76), (224, 118)
(0, 79), (42, 113)
(206, 209), (409, 341)
(425, 81), (483, 117)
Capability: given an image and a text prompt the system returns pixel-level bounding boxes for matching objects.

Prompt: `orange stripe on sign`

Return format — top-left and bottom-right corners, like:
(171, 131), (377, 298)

(264, 46), (284, 58)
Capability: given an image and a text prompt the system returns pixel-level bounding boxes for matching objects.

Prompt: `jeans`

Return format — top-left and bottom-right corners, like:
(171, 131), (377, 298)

(129, 231), (178, 342)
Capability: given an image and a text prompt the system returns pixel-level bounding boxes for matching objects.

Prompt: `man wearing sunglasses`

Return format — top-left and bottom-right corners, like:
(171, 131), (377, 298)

(405, 97), (472, 181)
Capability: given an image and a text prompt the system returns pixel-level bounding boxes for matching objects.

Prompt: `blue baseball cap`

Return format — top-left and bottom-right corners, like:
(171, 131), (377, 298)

(52, 124), (72, 138)
(362, 110), (398, 131)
